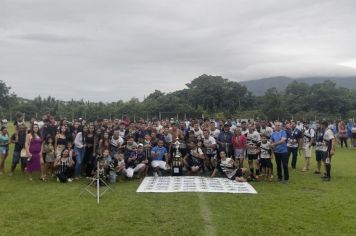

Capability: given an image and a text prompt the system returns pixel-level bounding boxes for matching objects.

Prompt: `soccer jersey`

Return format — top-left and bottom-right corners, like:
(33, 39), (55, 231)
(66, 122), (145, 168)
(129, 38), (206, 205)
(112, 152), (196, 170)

(217, 158), (239, 179)
(151, 146), (167, 161)
(321, 128), (334, 152)
(203, 136), (216, 155)
(246, 131), (260, 155)
(314, 129), (325, 152)
(287, 128), (302, 148)
(260, 141), (272, 159)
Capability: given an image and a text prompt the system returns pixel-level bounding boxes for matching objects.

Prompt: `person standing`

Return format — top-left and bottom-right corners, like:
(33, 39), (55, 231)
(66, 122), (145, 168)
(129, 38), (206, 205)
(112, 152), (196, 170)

(338, 121), (348, 148)
(217, 124), (233, 158)
(9, 124), (28, 175)
(0, 126), (10, 175)
(271, 122), (289, 183)
(286, 121), (303, 169)
(320, 121), (335, 181)
(301, 123), (315, 172)
(74, 130), (84, 180)
(346, 119), (354, 146)
(25, 124), (44, 181)
(314, 122), (324, 174)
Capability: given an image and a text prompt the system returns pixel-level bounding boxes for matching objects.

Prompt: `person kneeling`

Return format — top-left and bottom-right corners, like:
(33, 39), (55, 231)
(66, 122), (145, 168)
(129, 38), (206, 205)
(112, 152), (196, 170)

(184, 141), (205, 175)
(124, 144), (148, 179)
(151, 140), (169, 176)
(54, 149), (75, 183)
(211, 151), (247, 182)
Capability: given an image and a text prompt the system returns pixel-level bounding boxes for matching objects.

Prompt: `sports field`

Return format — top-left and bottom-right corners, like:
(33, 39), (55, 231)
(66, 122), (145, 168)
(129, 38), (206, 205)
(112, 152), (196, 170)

(1, 124), (355, 236)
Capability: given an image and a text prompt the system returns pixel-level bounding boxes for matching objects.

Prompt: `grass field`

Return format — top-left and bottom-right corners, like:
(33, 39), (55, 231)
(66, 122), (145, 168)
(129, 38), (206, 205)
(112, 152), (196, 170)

(1, 124), (356, 236)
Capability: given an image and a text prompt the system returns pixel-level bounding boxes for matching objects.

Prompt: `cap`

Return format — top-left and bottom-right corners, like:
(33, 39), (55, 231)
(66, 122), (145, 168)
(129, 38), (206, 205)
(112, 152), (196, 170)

(138, 143), (143, 147)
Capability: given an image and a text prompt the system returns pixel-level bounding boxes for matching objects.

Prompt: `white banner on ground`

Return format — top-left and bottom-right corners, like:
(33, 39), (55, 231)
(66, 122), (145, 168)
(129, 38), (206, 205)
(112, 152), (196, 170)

(136, 176), (257, 194)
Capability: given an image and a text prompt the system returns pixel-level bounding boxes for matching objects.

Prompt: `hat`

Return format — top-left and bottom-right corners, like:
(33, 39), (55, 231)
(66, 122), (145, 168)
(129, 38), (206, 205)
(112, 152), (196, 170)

(138, 143), (143, 147)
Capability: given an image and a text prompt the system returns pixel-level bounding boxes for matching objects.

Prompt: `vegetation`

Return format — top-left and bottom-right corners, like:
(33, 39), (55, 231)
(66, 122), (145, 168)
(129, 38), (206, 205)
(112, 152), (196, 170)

(1, 75), (356, 121)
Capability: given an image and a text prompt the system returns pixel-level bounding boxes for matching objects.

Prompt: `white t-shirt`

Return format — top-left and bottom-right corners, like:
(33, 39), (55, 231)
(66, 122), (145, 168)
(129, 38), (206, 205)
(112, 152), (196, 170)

(193, 128), (203, 139)
(210, 129), (220, 139)
(203, 136), (216, 155)
(320, 129), (334, 152)
(302, 128), (315, 149)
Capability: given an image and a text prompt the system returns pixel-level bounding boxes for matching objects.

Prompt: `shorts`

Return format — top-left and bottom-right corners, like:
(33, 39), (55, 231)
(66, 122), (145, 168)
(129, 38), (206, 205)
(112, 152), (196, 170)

(259, 158), (272, 168)
(234, 149), (245, 159)
(230, 168), (243, 180)
(302, 147), (312, 158)
(315, 150), (326, 162)
(45, 154), (55, 163)
(247, 154), (258, 161)
(151, 160), (167, 170)
(0, 147), (9, 156)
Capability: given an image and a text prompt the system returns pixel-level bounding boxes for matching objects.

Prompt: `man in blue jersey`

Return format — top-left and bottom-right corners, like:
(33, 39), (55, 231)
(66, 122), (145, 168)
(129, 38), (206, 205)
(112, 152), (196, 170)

(151, 139), (169, 176)
(271, 122), (289, 183)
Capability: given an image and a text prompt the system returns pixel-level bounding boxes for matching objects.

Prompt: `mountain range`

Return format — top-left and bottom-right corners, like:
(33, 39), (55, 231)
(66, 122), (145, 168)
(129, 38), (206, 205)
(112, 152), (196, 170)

(239, 76), (356, 95)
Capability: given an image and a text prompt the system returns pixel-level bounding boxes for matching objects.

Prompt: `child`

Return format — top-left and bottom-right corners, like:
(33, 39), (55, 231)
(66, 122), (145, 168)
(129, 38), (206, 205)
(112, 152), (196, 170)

(66, 141), (77, 179)
(92, 149), (112, 184)
(43, 136), (55, 179)
(259, 134), (273, 181)
(184, 141), (205, 175)
(115, 153), (125, 173)
(54, 148), (75, 183)
(211, 150), (247, 182)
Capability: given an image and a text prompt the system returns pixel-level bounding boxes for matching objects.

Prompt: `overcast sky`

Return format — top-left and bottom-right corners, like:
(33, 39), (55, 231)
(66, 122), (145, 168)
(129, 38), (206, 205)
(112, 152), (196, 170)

(1, 0), (356, 102)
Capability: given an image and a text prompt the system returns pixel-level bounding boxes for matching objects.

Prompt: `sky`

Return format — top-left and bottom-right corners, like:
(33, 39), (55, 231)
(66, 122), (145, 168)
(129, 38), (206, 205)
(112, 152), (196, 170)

(1, 0), (356, 102)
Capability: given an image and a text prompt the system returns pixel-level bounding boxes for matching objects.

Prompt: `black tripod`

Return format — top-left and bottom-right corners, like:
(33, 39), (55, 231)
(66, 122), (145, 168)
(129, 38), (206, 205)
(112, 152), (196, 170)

(80, 158), (113, 204)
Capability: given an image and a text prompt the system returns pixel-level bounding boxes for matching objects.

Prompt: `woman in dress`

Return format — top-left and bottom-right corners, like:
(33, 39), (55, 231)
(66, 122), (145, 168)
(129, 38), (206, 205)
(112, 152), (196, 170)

(25, 124), (44, 181)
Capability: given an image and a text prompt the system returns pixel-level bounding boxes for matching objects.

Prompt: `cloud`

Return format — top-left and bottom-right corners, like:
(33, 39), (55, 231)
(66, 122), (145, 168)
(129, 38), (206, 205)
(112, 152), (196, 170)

(1, 0), (356, 101)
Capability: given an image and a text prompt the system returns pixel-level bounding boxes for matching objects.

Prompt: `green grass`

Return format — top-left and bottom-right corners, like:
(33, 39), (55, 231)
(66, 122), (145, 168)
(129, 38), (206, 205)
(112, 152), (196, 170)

(1, 124), (356, 236)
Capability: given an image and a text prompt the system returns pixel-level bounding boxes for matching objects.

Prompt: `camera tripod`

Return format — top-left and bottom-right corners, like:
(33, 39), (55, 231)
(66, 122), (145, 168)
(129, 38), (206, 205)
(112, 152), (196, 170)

(80, 159), (113, 204)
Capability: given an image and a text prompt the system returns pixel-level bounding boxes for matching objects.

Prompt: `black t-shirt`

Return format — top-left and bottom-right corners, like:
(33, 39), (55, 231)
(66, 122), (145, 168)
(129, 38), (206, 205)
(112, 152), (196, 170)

(11, 132), (26, 152)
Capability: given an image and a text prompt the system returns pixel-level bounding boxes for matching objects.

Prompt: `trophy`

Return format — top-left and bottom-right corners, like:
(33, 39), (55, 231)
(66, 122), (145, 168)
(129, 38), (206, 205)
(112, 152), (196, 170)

(172, 138), (183, 176)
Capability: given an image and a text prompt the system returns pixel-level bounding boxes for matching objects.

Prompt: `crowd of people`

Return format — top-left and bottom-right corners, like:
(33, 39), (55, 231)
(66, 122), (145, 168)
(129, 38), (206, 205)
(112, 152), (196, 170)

(0, 115), (355, 184)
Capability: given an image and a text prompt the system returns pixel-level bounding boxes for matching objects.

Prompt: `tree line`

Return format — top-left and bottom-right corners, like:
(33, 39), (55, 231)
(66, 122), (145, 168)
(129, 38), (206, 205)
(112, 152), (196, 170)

(1, 74), (355, 121)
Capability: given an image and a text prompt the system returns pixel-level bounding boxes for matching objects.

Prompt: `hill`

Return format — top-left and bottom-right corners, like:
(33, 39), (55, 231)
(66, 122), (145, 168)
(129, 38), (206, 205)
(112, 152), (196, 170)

(239, 76), (356, 95)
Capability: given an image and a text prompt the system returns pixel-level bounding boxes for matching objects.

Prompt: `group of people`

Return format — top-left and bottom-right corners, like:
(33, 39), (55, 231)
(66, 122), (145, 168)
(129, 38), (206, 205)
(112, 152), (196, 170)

(0, 115), (353, 184)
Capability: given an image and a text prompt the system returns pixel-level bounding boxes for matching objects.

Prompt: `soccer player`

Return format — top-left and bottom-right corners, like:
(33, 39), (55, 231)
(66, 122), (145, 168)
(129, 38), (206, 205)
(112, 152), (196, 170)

(286, 121), (303, 169)
(211, 150), (247, 182)
(301, 122), (315, 172)
(202, 129), (217, 170)
(151, 139), (169, 176)
(320, 121), (336, 181)
(246, 124), (261, 180)
(259, 133), (273, 181)
(184, 141), (205, 175)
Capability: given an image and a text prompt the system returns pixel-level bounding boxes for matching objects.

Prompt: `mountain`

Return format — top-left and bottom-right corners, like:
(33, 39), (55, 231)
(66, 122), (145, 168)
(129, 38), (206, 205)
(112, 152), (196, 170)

(239, 76), (356, 95)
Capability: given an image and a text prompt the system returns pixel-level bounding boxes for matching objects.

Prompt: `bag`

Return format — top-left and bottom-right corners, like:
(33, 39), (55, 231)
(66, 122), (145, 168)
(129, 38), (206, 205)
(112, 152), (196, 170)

(20, 148), (27, 158)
